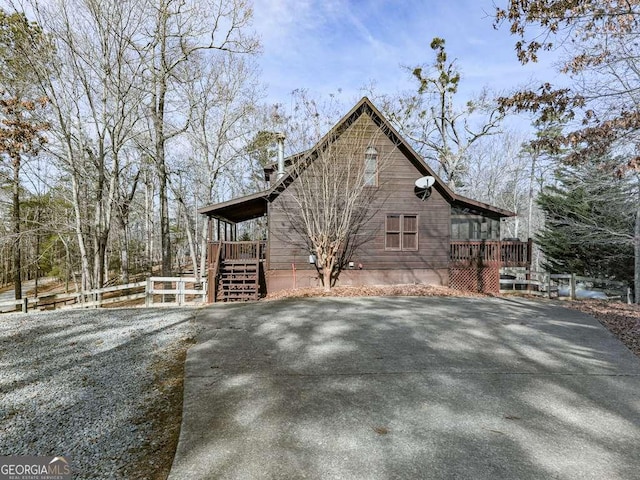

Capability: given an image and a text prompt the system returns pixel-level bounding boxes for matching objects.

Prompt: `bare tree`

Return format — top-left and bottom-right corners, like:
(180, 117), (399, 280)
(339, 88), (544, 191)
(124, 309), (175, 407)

(18, 0), (148, 290)
(138, 0), (258, 276)
(113, 155), (140, 284)
(186, 53), (260, 280)
(376, 38), (505, 191)
(0, 97), (49, 299)
(275, 110), (396, 291)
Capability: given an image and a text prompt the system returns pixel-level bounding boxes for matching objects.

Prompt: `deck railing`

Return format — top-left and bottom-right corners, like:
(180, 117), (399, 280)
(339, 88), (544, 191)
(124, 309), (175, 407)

(218, 241), (266, 262)
(450, 239), (532, 268)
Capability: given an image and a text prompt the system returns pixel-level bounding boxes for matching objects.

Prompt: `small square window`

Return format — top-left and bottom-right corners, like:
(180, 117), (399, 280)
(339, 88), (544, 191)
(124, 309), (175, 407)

(386, 214), (418, 251)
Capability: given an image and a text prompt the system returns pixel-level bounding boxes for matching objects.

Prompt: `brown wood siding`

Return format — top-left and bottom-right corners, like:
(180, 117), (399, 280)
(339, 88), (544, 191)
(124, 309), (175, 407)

(268, 114), (451, 271)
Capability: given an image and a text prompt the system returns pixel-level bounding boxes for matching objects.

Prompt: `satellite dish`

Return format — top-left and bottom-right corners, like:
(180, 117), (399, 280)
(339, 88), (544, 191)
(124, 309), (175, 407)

(415, 176), (435, 189)
(414, 176), (435, 200)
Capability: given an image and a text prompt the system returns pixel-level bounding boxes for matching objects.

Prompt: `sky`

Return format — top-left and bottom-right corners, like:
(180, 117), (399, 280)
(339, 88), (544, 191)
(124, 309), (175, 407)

(252, 0), (562, 121)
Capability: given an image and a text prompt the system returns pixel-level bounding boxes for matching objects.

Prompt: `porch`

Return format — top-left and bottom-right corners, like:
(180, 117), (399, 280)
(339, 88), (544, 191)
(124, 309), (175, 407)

(449, 239), (533, 268)
(449, 239), (533, 293)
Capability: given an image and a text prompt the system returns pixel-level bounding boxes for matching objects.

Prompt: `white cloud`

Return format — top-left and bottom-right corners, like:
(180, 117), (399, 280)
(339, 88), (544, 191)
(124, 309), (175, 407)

(252, 0), (561, 110)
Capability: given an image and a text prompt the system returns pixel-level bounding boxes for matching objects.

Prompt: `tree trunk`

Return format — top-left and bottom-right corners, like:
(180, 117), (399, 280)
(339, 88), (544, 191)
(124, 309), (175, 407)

(635, 202), (639, 304)
(144, 178), (154, 274)
(320, 253), (335, 292)
(120, 225), (130, 284)
(34, 208), (41, 297)
(527, 153), (537, 240)
(159, 177), (171, 275)
(12, 155), (21, 300)
(68, 164), (93, 292)
(184, 213), (199, 279)
(154, 5), (172, 278)
(176, 197), (199, 278)
(94, 240), (103, 289)
(322, 266), (332, 292)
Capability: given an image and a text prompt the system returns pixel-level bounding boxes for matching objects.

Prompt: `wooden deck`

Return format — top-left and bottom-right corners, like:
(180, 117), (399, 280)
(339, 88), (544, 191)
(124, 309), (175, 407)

(449, 240), (532, 268)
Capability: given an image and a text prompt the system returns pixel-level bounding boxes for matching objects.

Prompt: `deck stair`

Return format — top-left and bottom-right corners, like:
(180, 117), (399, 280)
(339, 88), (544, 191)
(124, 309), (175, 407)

(209, 241), (263, 302)
(217, 259), (260, 302)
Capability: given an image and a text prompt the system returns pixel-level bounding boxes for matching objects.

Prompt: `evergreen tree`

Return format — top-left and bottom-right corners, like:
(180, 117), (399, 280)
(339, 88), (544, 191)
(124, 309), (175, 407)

(537, 158), (635, 283)
(0, 10), (50, 299)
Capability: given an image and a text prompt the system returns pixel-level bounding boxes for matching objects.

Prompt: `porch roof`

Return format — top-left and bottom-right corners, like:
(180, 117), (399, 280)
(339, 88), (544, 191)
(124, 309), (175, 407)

(198, 190), (269, 223)
(452, 195), (515, 219)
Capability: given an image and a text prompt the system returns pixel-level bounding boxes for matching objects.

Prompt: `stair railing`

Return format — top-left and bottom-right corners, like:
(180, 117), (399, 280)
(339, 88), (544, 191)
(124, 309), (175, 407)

(208, 241), (223, 303)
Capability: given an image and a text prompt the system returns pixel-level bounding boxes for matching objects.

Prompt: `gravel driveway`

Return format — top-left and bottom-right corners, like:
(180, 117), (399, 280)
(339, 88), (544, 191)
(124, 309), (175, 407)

(0, 307), (198, 479)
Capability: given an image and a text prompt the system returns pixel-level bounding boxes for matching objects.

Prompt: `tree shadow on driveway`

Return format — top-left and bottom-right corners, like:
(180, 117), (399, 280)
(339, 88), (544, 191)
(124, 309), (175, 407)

(169, 297), (640, 480)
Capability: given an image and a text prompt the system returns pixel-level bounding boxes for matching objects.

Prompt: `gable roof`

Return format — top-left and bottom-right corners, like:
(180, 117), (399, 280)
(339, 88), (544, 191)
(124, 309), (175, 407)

(199, 97), (515, 222)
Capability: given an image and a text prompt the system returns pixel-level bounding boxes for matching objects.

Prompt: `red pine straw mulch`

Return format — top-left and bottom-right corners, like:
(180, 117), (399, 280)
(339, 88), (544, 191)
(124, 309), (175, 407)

(263, 284), (488, 301)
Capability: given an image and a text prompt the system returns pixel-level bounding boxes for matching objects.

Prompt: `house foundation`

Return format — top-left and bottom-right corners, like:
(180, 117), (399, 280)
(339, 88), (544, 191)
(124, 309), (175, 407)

(265, 268), (449, 293)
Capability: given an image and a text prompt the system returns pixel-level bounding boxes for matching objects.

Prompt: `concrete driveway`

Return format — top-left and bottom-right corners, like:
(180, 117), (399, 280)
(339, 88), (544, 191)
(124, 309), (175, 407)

(168, 296), (640, 480)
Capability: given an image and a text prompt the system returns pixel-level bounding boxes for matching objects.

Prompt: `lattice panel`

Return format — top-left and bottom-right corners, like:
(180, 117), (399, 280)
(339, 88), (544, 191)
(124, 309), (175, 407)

(449, 267), (500, 294)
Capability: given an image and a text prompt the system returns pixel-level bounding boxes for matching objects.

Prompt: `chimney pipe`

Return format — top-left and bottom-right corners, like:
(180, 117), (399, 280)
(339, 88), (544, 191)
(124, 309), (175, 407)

(276, 132), (285, 180)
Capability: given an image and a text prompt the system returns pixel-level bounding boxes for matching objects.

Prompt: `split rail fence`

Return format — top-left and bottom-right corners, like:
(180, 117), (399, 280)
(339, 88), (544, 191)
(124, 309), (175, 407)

(0, 276), (207, 314)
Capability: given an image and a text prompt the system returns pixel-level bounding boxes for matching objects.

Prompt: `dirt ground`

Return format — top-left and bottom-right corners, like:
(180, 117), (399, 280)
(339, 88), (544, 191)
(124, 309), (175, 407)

(124, 336), (197, 480)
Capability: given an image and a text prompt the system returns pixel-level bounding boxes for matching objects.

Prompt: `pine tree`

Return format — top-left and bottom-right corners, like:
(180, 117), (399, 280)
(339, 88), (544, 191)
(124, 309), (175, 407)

(0, 10), (50, 299)
(536, 159), (635, 283)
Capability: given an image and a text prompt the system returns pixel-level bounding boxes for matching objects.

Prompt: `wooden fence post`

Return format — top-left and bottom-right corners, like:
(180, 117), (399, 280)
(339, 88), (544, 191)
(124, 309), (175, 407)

(22, 298), (28, 313)
(570, 273), (576, 300)
(545, 273), (551, 299)
(145, 278), (152, 307)
(177, 279), (184, 306)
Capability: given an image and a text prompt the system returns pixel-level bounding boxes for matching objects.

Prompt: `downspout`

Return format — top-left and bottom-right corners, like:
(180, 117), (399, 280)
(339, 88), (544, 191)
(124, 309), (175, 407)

(276, 133), (285, 180)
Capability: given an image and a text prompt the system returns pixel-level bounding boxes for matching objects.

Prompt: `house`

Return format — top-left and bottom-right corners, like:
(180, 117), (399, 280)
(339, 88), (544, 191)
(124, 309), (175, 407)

(199, 97), (531, 301)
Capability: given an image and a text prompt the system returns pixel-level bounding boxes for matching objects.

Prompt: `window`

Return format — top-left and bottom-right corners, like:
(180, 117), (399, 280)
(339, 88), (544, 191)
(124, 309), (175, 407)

(386, 214), (418, 251)
(364, 146), (378, 186)
(451, 212), (501, 240)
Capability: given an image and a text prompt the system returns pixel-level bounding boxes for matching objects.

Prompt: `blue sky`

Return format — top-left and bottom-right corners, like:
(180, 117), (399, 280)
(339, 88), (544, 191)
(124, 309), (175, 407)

(253, 0), (561, 114)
